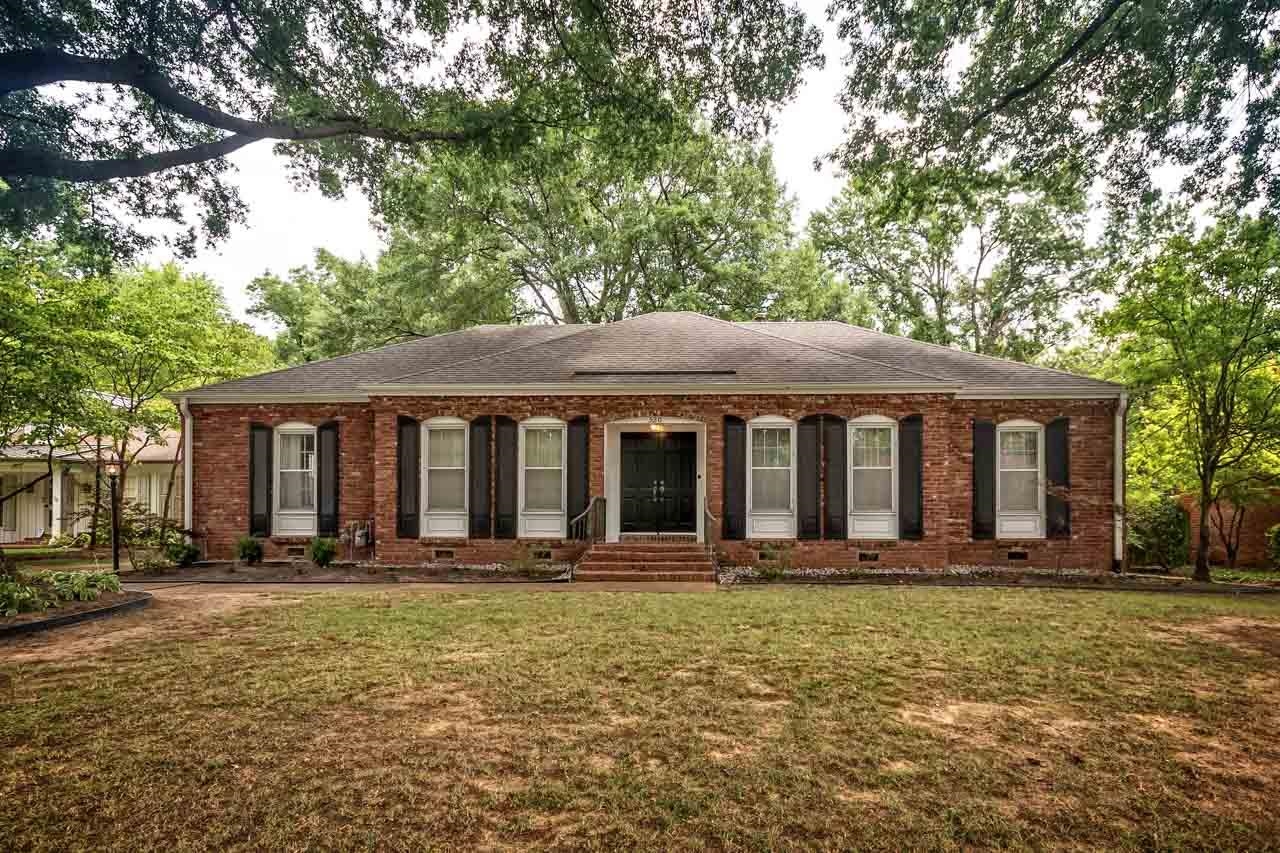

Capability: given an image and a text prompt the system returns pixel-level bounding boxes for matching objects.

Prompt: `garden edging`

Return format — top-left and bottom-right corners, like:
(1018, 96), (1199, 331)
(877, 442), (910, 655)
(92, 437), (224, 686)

(0, 591), (153, 639)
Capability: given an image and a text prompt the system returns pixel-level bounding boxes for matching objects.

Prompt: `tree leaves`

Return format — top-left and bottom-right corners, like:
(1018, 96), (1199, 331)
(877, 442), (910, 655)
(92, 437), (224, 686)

(830, 0), (1280, 216)
(809, 168), (1090, 359)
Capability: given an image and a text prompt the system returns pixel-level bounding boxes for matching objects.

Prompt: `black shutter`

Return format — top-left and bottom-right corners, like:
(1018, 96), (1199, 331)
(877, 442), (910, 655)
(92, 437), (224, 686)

(317, 421), (340, 536)
(249, 423), (272, 537)
(396, 416), (420, 538)
(898, 414), (924, 540)
(972, 419), (996, 540)
(722, 416), (746, 540)
(823, 416), (847, 539)
(567, 416), (590, 524)
(469, 416), (492, 538)
(494, 416), (518, 539)
(1046, 417), (1071, 539)
(797, 415), (822, 540)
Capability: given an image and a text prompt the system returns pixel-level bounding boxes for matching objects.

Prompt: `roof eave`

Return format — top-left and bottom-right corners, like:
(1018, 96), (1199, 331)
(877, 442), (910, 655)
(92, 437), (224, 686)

(954, 386), (1125, 399)
(178, 391), (372, 404)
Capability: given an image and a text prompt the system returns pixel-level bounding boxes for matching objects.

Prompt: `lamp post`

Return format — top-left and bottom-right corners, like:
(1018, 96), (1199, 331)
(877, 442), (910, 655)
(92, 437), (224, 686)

(105, 462), (121, 575)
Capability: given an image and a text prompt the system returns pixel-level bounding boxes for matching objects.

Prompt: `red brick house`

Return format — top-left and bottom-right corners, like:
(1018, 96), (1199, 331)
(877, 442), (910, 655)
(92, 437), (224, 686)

(177, 312), (1128, 578)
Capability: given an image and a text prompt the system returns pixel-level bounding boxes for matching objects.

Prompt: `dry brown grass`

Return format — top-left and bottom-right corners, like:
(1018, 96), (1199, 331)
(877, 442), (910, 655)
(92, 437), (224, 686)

(2, 585), (1279, 850)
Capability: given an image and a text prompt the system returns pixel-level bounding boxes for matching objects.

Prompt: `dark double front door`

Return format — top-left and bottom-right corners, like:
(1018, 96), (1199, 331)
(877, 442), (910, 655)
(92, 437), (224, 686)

(620, 431), (696, 533)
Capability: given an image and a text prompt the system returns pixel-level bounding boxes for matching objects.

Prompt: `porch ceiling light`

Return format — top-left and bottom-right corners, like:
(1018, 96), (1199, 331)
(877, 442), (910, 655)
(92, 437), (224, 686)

(649, 423), (666, 432)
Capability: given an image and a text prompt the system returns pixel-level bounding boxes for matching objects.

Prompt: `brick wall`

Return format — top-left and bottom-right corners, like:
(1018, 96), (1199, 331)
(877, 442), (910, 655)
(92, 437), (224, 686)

(944, 398), (1119, 572)
(190, 393), (1119, 570)
(1182, 492), (1280, 568)
(190, 403), (374, 559)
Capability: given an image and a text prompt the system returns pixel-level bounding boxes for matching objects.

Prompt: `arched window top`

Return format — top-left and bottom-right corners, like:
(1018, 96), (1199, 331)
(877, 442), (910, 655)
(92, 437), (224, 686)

(851, 414), (896, 426)
(998, 418), (1042, 430)
(424, 416), (468, 428)
(748, 414), (794, 427)
(275, 421), (315, 432)
(521, 415), (566, 427)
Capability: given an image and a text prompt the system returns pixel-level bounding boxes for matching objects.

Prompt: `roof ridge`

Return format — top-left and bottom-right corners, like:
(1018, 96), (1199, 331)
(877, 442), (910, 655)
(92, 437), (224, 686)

(708, 314), (952, 383)
(376, 320), (605, 384)
(827, 321), (1122, 386)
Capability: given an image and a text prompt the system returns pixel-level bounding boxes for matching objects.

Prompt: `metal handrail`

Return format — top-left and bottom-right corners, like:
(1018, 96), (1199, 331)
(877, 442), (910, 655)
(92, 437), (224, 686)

(703, 495), (720, 574)
(568, 496), (605, 543)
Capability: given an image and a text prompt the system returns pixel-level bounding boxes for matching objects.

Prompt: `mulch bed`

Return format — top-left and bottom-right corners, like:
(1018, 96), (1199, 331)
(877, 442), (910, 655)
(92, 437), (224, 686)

(127, 561), (569, 584)
(0, 590), (152, 637)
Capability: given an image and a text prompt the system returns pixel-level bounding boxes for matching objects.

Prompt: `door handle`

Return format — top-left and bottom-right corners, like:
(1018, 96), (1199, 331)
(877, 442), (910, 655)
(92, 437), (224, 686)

(651, 480), (659, 500)
(658, 480), (666, 497)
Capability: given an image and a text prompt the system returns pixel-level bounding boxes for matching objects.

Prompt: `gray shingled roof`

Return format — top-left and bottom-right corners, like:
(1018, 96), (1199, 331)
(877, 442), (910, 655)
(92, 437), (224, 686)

(184, 311), (1121, 399)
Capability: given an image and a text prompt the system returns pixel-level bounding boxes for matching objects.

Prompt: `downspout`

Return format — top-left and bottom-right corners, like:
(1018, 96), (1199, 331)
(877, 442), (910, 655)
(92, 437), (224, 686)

(180, 397), (194, 536)
(1113, 391), (1129, 572)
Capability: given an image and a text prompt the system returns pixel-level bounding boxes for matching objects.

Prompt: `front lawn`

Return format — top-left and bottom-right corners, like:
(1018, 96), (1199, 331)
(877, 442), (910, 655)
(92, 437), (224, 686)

(2, 586), (1279, 850)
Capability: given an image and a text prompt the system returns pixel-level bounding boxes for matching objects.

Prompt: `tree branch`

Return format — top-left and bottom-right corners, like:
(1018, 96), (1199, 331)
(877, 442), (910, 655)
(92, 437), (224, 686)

(967, 0), (1133, 132)
(0, 48), (486, 180)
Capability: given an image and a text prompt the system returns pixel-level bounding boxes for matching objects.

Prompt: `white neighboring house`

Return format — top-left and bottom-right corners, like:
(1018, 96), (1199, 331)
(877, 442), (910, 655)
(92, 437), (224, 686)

(0, 431), (183, 545)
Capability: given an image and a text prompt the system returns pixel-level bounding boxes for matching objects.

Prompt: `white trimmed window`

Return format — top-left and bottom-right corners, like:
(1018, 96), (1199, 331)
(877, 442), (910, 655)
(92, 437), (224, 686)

(519, 418), (567, 538)
(422, 417), (469, 537)
(424, 419), (467, 512)
(747, 416), (796, 538)
(849, 415), (897, 539)
(275, 423), (317, 536)
(996, 420), (1045, 538)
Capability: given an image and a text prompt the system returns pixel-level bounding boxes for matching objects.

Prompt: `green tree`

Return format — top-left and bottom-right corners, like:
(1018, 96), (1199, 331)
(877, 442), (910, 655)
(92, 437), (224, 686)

(0, 242), (113, 522)
(1098, 212), (1280, 581)
(248, 245), (516, 364)
(1, 0), (821, 258)
(93, 265), (277, 515)
(253, 127), (822, 361)
(381, 127), (802, 324)
(809, 170), (1090, 360)
(829, 0), (1280, 215)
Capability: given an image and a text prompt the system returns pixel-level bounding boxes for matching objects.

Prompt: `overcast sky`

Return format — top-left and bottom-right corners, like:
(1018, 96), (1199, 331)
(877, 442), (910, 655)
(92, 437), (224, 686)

(147, 0), (849, 334)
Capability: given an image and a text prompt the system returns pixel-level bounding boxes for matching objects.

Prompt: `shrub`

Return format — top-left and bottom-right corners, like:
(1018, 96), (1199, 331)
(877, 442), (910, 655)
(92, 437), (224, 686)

(163, 539), (200, 567)
(47, 532), (91, 549)
(1267, 524), (1280, 569)
(1126, 496), (1190, 570)
(41, 570), (121, 601)
(0, 571), (122, 617)
(0, 579), (54, 616)
(237, 536), (264, 564)
(309, 537), (337, 568)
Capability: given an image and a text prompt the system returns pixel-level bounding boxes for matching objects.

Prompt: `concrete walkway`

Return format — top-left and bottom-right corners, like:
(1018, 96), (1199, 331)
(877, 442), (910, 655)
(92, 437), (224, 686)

(124, 580), (719, 594)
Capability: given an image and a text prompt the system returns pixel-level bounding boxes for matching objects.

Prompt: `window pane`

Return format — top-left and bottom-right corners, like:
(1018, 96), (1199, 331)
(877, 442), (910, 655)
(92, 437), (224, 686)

(752, 427), (790, 467)
(524, 428), (563, 467)
(852, 468), (893, 512)
(427, 469), (466, 510)
(279, 470), (314, 510)
(999, 470), (1039, 511)
(428, 428), (465, 467)
(280, 433), (315, 470)
(852, 427), (892, 467)
(751, 468), (790, 510)
(1000, 431), (1037, 469)
(525, 468), (562, 510)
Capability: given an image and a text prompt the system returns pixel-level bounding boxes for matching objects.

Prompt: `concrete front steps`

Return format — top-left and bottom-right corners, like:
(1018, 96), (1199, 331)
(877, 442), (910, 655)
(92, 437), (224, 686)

(575, 541), (716, 582)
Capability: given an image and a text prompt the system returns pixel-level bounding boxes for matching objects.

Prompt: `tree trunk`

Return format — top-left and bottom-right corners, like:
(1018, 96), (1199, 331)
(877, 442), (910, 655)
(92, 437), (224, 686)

(1194, 480), (1213, 582)
(1226, 506), (1245, 570)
